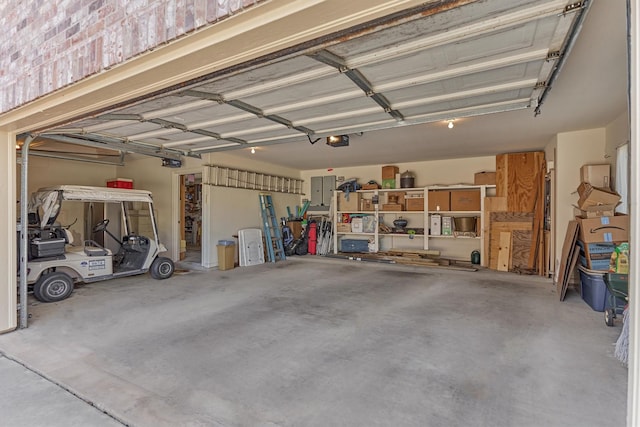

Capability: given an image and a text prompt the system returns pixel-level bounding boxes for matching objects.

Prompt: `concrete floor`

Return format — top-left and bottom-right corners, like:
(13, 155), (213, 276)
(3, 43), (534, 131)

(0, 257), (628, 426)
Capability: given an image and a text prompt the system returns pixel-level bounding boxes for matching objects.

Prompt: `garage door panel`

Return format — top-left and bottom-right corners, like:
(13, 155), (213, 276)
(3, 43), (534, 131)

(241, 74), (359, 113)
(98, 122), (161, 138)
(307, 112), (394, 131)
(220, 125), (301, 139)
(112, 96), (216, 120)
(443, 21), (554, 67)
(201, 117), (282, 136)
(234, 127), (303, 141)
(400, 90), (530, 118)
(195, 56), (334, 97)
(329, 0), (538, 60)
(158, 103), (253, 128)
(284, 96), (382, 123)
(382, 63), (533, 105)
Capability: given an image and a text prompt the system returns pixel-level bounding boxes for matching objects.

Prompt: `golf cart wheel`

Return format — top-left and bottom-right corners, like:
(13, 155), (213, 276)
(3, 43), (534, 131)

(605, 308), (616, 327)
(150, 257), (174, 280)
(33, 272), (74, 303)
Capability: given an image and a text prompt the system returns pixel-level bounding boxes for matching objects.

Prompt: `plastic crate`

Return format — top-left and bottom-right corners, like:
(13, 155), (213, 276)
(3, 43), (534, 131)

(106, 178), (134, 189)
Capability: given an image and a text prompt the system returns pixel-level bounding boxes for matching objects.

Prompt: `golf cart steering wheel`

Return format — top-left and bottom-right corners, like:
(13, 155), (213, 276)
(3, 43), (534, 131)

(93, 219), (110, 233)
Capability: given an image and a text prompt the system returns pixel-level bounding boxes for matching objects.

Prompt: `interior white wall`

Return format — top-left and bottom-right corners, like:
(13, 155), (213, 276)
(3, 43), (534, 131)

(554, 128), (606, 271)
(0, 132), (16, 333)
(300, 156), (496, 195)
(121, 152), (301, 267)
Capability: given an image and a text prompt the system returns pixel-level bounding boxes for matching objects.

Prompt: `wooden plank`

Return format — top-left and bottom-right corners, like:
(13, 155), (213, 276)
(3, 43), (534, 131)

(489, 217), (533, 270)
(560, 246), (580, 301)
(544, 230), (551, 277)
(497, 232), (512, 271)
(506, 152), (545, 213)
(511, 230), (532, 269)
(557, 220), (580, 300)
(495, 154), (507, 198)
(528, 160), (546, 269)
(491, 212), (535, 222)
(538, 226), (545, 276)
(483, 197), (507, 267)
(386, 248), (441, 257)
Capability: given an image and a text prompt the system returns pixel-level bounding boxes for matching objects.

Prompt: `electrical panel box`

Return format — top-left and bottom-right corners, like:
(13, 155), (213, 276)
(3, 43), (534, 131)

(310, 175), (336, 207)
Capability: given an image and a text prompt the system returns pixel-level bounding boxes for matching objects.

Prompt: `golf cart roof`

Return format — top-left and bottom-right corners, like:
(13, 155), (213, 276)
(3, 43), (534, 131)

(35, 185), (153, 203)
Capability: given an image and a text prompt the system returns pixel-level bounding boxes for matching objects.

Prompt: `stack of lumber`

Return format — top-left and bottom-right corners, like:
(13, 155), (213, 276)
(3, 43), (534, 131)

(331, 249), (478, 271)
(486, 152), (547, 275)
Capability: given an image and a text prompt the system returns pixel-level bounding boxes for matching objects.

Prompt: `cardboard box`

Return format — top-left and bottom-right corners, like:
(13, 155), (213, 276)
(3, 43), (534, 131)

(217, 244), (235, 271)
(360, 198), (374, 211)
(286, 221), (303, 238)
(450, 190), (481, 211)
(577, 214), (629, 243)
(580, 164), (610, 189)
(338, 192), (360, 211)
(574, 206), (616, 218)
(382, 165), (399, 179)
(336, 223), (352, 232)
(406, 198), (424, 211)
(428, 190), (450, 211)
(381, 179), (396, 189)
(362, 183), (380, 190)
(474, 171), (496, 185)
(382, 203), (403, 211)
(441, 216), (453, 235)
(386, 191), (406, 207)
(577, 182), (620, 210)
(430, 214), (441, 236)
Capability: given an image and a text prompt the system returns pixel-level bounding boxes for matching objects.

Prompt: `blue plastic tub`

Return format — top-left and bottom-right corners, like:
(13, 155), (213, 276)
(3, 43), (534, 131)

(340, 239), (369, 253)
(578, 267), (624, 312)
(217, 239), (235, 246)
(578, 267), (608, 311)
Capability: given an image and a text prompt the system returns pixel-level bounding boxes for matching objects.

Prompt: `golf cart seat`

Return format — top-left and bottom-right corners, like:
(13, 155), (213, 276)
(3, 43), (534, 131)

(83, 240), (111, 257)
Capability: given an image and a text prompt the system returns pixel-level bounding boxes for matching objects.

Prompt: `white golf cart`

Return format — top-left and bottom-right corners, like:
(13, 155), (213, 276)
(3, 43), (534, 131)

(23, 185), (175, 302)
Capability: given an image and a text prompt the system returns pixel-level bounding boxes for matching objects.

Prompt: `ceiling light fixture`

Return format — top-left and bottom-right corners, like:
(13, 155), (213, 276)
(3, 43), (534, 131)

(447, 120), (454, 129)
(250, 147), (256, 154)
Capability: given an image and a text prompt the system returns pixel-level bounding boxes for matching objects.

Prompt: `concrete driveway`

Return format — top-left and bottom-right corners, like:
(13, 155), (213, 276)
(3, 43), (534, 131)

(0, 258), (627, 426)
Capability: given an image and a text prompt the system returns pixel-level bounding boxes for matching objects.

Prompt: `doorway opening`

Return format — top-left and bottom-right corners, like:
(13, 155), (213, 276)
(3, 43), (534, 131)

(180, 173), (202, 265)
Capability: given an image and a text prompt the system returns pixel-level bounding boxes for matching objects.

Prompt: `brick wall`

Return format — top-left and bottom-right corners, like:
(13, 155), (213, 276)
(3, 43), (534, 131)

(0, 0), (261, 114)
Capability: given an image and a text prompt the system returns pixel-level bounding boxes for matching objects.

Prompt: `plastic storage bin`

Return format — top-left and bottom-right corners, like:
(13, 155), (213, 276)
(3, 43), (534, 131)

(578, 266), (624, 312)
(340, 239), (369, 253)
